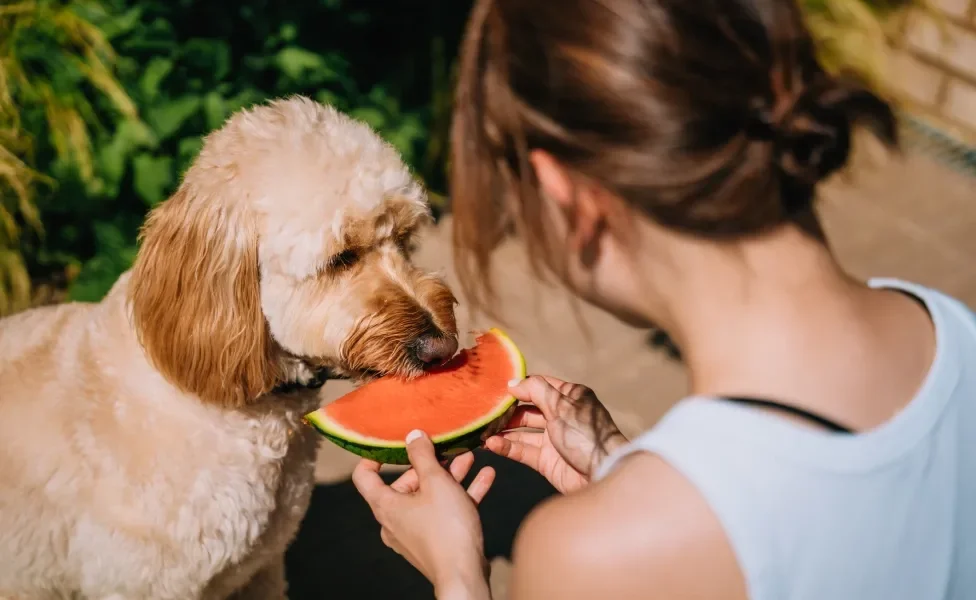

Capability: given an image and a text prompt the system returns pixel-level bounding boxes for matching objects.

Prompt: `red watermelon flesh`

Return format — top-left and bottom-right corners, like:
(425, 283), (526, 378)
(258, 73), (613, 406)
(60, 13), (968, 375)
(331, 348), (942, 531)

(304, 328), (526, 464)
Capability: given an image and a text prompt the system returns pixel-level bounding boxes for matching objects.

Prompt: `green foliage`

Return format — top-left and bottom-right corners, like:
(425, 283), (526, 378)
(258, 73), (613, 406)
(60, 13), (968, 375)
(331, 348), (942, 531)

(0, 0), (135, 314)
(801, 0), (934, 92)
(1, 0), (469, 310)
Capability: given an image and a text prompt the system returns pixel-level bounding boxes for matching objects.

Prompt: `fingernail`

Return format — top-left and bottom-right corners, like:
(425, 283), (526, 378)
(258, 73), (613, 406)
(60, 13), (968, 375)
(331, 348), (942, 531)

(508, 378), (523, 388)
(406, 429), (424, 444)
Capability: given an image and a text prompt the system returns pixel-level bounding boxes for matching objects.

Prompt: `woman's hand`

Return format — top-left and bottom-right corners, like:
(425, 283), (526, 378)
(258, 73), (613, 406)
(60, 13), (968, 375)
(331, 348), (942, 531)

(352, 431), (495, 600)
(486, 375), (628, 494)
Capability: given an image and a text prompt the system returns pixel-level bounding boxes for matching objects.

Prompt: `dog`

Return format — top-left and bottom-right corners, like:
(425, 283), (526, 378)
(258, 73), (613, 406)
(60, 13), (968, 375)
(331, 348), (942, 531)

(0, 96), (458, 599)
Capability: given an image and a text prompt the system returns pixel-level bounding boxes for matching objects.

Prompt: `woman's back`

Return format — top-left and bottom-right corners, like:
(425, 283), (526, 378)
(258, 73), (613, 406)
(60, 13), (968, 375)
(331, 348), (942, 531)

(596, 279), (976, 599)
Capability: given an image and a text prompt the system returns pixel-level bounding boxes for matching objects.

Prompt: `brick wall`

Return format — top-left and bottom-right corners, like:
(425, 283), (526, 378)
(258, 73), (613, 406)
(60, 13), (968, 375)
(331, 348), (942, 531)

(888, 0), (976, 144)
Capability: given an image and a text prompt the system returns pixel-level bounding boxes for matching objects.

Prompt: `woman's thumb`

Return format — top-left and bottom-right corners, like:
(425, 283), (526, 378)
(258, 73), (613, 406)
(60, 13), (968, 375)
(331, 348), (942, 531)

(508, 375), (559, 420)
(405, 430), (440, 476)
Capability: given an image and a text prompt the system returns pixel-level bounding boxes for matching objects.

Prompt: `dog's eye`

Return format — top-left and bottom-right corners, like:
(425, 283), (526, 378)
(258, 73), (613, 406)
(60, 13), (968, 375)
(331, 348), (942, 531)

(326, 248), (360, 272)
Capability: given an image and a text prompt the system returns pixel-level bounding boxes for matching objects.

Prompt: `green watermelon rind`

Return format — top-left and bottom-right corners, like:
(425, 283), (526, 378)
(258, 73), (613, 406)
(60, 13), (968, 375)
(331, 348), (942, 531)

(305, 328), (527, 465)
(306, 402), (518, 465)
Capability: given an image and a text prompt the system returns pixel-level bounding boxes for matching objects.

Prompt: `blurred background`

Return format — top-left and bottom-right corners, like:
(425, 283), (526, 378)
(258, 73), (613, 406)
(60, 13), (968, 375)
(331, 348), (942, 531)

(2, 0), (975, 598)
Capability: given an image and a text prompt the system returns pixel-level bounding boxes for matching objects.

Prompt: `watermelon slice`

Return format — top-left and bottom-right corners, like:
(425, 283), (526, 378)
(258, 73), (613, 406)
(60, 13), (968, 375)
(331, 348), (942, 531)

(305, 328), (526, 465)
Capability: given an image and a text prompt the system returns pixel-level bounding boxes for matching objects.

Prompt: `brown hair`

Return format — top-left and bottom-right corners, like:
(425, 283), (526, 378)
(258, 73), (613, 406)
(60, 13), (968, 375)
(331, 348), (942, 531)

(450, 0), (898, 312)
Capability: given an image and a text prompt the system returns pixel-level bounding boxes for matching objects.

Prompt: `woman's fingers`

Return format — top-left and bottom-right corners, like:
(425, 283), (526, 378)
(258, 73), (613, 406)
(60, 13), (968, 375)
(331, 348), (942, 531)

(485, 434), (542, 469)
(352, 459), (394, 508)
(500, 430), (544, 446)
(539, 374), (570, 391)
(509, 376), (564, 422)
(390, 468), (419, 493)
(505, 405), (546, 430)
(404, 430), (442, 478)
(538, 375), (588, 400)
(449, 451), (475, 483)
(465, 466), (496, 504)
(392, 450), (475, 493)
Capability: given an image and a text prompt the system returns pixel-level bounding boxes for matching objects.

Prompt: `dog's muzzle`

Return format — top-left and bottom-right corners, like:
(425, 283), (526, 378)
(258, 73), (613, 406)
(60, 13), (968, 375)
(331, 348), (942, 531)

(406, 334), (459, 367)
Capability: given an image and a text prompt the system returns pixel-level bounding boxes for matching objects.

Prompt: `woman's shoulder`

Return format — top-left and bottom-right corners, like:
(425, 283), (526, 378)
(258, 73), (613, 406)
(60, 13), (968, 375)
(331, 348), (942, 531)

(508, 453), (747, 600)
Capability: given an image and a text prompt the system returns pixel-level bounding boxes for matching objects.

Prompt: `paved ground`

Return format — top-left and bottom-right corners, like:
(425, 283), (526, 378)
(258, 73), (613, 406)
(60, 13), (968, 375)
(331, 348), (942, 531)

(292, 151), (976, 599)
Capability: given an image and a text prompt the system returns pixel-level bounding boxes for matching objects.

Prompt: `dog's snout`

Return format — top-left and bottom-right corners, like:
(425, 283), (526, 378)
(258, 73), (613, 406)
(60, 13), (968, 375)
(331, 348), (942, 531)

(410, 334), (459, 366)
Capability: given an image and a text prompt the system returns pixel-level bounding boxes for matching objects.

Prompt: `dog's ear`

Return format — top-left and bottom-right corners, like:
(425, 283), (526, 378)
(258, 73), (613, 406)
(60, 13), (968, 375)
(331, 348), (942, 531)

(128, 185), (281, 407)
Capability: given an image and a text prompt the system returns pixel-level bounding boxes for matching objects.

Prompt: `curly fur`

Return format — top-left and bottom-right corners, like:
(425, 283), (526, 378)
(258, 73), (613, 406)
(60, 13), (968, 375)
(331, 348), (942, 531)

(0, 97), (457, 599)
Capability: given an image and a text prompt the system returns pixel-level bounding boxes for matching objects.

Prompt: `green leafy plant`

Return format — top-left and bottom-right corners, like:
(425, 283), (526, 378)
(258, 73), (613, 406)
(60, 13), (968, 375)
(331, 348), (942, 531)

(0, 0), (136, 314)
(15, 0), (470, 305)
(801, 0), (936, 92)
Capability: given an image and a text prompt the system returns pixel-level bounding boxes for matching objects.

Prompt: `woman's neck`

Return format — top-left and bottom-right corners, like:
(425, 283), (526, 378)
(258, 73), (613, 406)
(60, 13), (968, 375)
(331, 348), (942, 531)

(638, 225), (867, 397)
(632, 222), (936, 431)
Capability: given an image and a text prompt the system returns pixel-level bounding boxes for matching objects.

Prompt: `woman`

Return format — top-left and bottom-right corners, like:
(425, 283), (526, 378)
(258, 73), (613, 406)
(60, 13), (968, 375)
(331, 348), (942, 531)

(352, 0), (976, 597)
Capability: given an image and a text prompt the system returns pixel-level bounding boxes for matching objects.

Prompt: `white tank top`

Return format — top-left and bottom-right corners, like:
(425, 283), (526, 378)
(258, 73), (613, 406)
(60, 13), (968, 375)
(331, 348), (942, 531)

(595, 279), (976, 600)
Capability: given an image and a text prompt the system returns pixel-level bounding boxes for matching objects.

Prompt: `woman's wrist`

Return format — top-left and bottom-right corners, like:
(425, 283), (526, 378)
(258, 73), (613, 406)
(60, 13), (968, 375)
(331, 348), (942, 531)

(588, 430), (629, 479)
(435, 556), (492, 600)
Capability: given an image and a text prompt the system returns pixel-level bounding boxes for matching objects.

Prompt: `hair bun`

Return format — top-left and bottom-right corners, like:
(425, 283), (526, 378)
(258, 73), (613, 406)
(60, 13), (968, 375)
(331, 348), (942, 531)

(748, 76), (898, 211)
(776, 81), (853, 184)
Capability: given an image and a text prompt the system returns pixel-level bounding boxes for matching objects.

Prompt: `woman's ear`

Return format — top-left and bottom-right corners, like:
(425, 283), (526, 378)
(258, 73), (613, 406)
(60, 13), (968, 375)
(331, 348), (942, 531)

(530, 150), (606, 263)
(127, 184), (282, 407)
(530, 150), (574, 208)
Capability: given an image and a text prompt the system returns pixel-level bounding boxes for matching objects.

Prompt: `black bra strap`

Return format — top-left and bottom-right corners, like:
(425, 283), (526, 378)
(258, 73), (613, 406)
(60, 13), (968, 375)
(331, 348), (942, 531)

(714, 290), (927, 436)
(722, 396), (855, 434)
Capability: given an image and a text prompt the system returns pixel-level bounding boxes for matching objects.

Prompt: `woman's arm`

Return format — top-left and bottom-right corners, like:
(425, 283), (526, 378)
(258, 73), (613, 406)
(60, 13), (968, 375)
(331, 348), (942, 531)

(508, 453), (748, 600)
(435, 560), (492, 600)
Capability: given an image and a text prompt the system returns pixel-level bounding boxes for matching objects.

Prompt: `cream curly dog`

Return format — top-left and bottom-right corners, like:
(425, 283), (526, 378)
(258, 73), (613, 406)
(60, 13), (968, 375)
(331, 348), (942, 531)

(0, 97), (458, 599)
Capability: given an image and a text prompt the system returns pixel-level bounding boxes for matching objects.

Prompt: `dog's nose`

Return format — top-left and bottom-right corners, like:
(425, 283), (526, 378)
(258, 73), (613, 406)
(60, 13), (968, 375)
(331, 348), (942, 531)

(411, 334), (459, 366)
